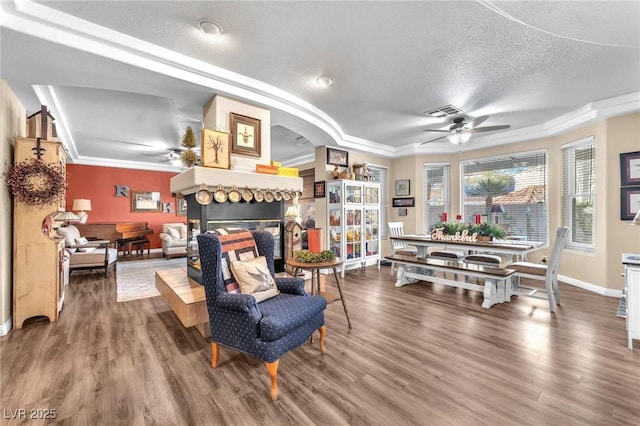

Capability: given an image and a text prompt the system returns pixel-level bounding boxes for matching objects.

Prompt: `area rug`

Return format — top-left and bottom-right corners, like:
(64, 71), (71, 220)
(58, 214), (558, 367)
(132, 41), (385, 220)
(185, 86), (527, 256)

(116, 258), (186, 302)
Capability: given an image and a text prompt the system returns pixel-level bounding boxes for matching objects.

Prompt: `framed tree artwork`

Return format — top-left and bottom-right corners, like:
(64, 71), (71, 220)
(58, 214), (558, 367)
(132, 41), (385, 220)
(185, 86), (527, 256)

(230, 113), (261, 157)
(202, 129), (230, 169)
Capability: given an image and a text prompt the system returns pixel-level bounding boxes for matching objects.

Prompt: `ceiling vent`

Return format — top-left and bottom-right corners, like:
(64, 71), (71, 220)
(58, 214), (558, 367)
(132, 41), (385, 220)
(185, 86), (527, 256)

(424, 104), (463, 118)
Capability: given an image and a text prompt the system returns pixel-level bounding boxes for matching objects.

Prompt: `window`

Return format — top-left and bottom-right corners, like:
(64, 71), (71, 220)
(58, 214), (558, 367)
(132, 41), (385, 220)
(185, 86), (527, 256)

(369, 165), (388, 239)
(423, 164), (450, 231)
(562, 137), (595, 252)
(462, 151), (548, 243)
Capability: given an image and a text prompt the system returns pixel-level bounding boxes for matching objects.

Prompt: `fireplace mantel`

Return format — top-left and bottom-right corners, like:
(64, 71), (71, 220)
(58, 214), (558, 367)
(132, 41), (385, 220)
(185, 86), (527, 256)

(170, 166), (303, 195)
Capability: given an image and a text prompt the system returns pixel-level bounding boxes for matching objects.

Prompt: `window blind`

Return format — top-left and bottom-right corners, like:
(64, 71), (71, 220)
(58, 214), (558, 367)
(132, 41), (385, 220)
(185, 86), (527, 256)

(462, 151), (548, 244)
(423, 164), (450, 232)
(562, 138), (595, 251)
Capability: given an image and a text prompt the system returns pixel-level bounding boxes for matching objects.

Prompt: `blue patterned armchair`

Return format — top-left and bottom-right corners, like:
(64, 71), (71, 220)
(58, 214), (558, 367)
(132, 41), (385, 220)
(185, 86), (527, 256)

(197, 230), (327, 400)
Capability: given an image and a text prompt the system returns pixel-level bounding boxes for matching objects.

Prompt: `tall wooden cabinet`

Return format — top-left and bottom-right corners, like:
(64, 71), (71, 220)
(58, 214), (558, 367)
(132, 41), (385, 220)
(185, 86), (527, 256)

(13, 137), (67, 329)
(326, 179), (381, 277)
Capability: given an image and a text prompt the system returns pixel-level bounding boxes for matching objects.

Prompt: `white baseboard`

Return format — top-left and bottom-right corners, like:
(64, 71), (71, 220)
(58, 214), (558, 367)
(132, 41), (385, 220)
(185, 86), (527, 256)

(0, 316), (12, 336)
(559, 274), (623, 298)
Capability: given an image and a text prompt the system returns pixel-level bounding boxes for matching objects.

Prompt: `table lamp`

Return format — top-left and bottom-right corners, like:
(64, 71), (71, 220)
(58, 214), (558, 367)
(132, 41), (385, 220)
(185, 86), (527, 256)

(632, 209), (640, 225)
(72, 198), (92, 223)
(285, 206), (299, 223)
(55, 211), (81, 226)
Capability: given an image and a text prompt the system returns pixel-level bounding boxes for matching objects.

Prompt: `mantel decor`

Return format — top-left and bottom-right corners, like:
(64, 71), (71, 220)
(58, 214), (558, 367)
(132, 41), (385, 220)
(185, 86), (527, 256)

(202, 129), (230, 169)
(4, 158), (66, 205)
(230, 113), (261, 157)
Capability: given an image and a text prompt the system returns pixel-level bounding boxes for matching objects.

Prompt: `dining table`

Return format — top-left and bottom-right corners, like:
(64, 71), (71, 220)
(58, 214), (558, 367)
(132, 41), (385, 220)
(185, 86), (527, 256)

(390, 234), (544, 263)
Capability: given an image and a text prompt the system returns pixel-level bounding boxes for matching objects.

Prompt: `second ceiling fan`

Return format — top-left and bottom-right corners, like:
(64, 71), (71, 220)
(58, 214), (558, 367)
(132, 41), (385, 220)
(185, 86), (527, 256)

(421, 115), (511, 145)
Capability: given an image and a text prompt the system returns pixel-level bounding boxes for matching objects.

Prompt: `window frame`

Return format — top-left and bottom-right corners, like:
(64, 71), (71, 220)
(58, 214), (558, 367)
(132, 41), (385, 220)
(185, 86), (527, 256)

(562, 136), (596, 252)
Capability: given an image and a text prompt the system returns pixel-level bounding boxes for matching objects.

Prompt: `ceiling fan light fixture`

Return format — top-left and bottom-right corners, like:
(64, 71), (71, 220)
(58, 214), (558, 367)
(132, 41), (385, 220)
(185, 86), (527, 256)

(316, 75), (335, 88)
(199, 19), (223, 37)
(447, 132), (471, 145)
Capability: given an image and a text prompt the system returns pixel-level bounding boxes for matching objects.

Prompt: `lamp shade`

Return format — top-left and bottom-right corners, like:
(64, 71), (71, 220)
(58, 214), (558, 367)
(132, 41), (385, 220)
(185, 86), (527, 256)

(489, 203), (505, 214)
(55, 211), (80, 222)
(632, 209), (640, 225)
(447, 132), (471, 145)
(285, 206), (298, 218)
(72, 198), (92, 212)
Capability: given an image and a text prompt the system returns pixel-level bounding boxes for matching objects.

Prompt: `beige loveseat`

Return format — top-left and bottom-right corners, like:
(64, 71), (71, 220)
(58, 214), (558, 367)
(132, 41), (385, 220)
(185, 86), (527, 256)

(159, 223), (188, 258)
(57, 225), (118, 278)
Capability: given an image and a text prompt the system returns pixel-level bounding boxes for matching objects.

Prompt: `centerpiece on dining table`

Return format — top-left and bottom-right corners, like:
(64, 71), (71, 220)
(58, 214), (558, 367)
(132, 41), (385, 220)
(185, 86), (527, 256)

(431, 221), (506, 242)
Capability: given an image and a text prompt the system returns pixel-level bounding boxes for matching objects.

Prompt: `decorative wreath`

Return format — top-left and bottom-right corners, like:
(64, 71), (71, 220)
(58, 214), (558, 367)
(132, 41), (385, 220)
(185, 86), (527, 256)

(4, 158), (67, 205)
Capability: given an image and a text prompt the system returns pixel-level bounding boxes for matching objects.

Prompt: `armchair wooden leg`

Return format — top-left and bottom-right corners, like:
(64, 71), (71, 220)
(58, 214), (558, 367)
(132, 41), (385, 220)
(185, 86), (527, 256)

(318, 325), (327, 354)
(211, 342), (219, 368)
(265, 360), (279, 400)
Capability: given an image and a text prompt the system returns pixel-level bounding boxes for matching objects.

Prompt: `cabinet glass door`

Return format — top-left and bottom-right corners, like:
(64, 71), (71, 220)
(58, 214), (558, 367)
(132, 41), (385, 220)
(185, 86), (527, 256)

(328, 207), (342, 257)
(364, 208), (379, 257)
(345, 207), (362, 260)
(328, 182), (342, 204)
(345, 183), (362, 204)
(364, 185), (379, 205)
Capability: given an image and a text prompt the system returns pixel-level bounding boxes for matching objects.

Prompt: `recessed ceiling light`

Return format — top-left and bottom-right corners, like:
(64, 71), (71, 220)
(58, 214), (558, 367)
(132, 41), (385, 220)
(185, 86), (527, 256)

(316, 75), (335, 88)
(199, 19), (223, 37)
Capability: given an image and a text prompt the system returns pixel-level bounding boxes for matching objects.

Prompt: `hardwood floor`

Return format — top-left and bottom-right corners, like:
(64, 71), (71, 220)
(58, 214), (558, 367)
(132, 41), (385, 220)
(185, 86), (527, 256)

(2, 263), (639, 425)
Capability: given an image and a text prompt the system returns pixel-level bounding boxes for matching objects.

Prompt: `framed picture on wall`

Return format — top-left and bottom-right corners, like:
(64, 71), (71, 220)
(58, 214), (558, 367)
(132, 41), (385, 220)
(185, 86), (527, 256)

(230, 113), (261, 157)
(314, 181), (326, 198)
(176, 193), (187, 216)
(202, 129), (230, 169)
(620, 151), (640, 186)
(398, 208), (408, 216)
(392, 197), (415, 208)
(395, 179), (410, 196)
(326, 147), (349, 166)
(621, 186), (640, 220)
(132, 191), (161, 212)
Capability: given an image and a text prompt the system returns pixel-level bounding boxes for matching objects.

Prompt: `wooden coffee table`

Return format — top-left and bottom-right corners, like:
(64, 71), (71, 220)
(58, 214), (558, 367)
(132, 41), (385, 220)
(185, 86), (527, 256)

(286, 258), (351, 329)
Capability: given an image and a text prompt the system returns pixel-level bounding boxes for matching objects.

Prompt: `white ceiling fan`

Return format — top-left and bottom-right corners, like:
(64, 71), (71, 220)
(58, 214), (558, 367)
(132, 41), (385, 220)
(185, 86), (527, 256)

(421, 115), (511, 145)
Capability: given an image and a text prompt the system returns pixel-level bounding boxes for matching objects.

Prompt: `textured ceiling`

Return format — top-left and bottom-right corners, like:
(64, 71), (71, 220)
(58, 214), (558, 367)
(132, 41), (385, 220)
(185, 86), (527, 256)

(1, 0), (639, 170)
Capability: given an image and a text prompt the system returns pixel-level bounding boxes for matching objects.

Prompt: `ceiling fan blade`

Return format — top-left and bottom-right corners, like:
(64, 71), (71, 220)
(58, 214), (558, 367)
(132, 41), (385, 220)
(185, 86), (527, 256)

(465, 115), (489, 129)
(472, 125), (511, 133)
(420, 135), (449, 145)
(422, 129), (450, 133)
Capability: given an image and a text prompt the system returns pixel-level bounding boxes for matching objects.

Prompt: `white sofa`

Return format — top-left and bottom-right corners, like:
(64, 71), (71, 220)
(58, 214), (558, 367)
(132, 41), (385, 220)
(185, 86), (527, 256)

(57, 225), (118, 278)
(159, 223), (188, 258)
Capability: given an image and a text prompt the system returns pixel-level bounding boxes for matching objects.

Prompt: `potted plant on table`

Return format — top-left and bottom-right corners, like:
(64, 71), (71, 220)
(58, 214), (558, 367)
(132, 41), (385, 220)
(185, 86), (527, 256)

(473, 222), (506, 241)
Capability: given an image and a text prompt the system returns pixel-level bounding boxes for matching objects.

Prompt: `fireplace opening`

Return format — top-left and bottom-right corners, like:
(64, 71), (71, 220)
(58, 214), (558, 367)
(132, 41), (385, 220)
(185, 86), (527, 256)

(185, 194), (284, 284)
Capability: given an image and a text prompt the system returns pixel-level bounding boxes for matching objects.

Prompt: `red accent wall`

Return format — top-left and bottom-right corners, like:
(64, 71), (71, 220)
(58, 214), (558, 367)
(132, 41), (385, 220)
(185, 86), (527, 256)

(66, 164), (184, 248)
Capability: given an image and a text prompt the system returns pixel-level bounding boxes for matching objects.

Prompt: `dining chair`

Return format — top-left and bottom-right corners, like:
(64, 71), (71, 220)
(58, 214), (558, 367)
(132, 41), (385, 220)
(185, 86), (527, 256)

(388, 221), (417, 276)
(507, 226), (569, 312)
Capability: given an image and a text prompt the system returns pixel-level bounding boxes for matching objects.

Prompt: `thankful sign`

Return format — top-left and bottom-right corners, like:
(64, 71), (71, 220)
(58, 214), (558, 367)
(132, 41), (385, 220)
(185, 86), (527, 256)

(431, 228), (478, 243)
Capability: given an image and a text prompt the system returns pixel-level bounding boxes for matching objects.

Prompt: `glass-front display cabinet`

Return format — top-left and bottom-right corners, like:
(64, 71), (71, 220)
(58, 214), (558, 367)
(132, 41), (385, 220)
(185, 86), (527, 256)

(327, 179), (380, 277)
(185, 194), (284, 284)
